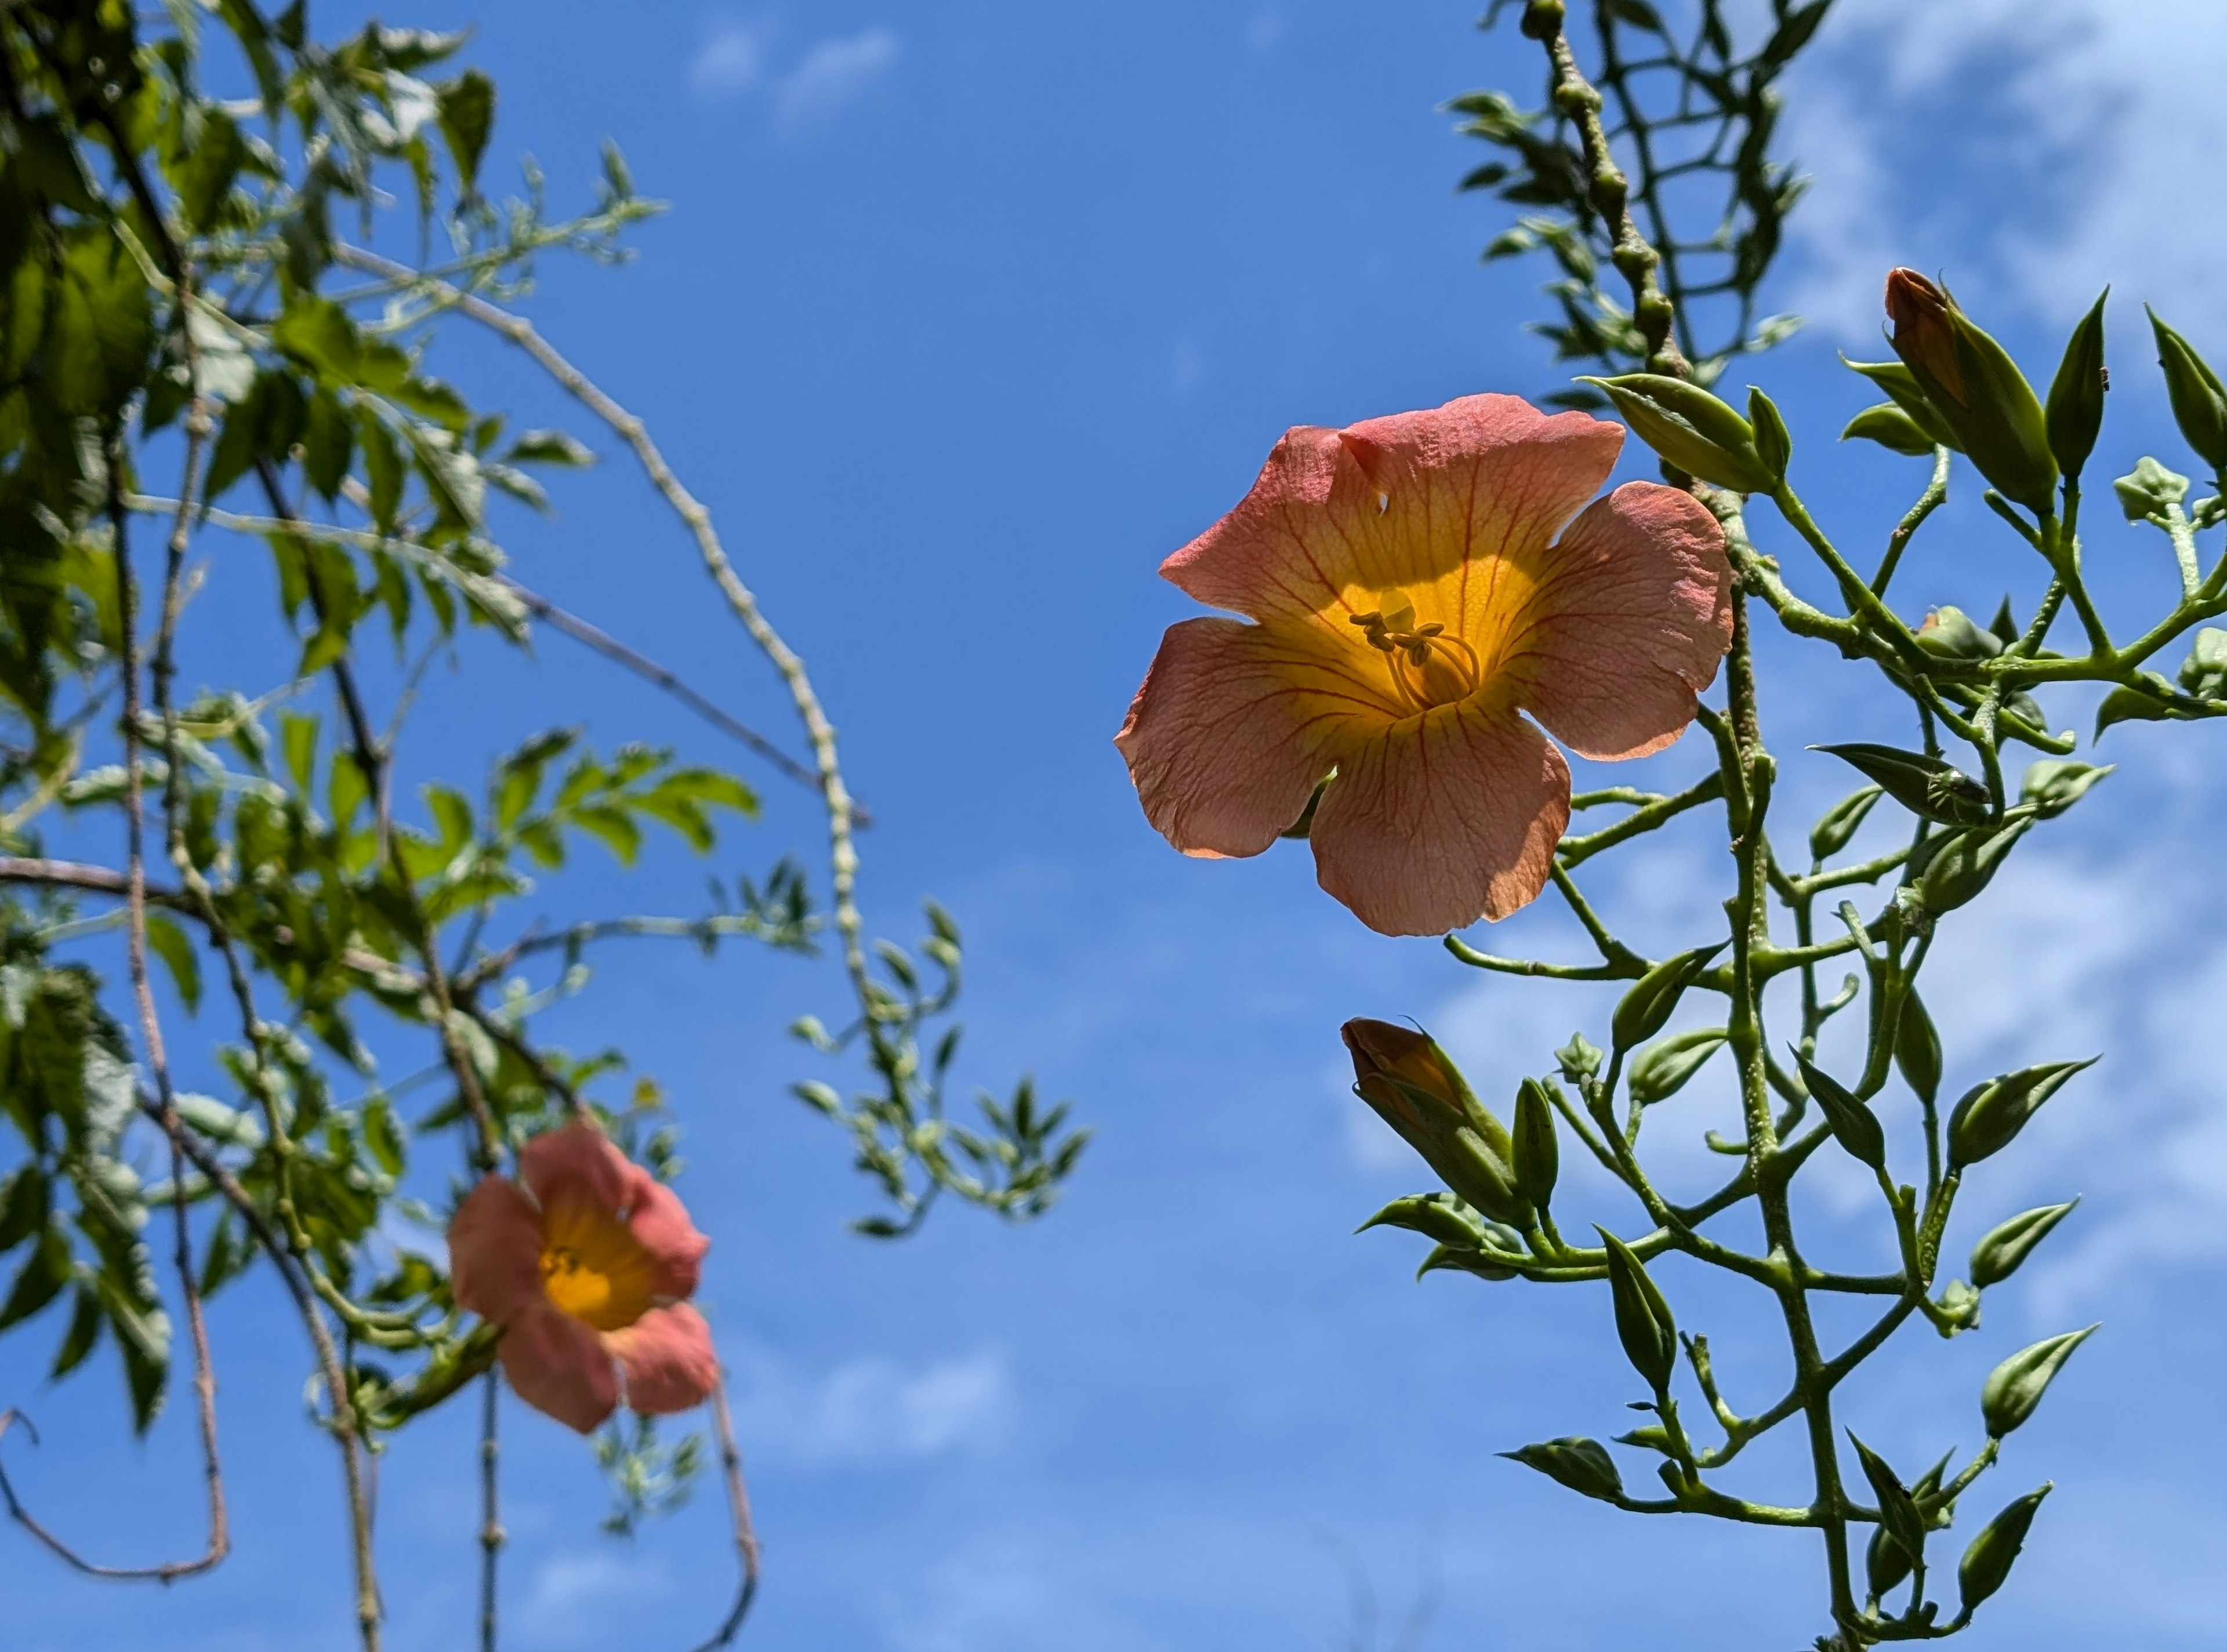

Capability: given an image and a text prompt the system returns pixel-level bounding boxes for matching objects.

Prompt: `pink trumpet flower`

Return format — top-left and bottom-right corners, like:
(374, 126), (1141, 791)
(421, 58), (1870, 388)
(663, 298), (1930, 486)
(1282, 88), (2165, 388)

(1116, 393), (1733, 936)
(448, 1119), (719, 1433)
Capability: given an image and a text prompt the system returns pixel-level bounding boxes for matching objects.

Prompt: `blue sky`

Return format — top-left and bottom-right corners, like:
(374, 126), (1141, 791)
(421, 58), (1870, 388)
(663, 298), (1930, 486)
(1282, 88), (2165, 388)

(10, 2), (2227, 1649)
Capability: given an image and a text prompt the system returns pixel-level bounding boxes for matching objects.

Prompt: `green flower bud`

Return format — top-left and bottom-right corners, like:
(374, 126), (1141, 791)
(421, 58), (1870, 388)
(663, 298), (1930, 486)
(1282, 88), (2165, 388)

(1796, 1053), (1886, 1171)
(1596, 1225), (1677, 1392)
(1947, 1058), (2096, 1168)
(1627, 1027), (1727, 1108)
(2113, 454), (2192, 521)
(1982, 1325), (2097, 1438)
(1343, 1019), (1530, 1228)
(1611, 942), (1726, 1051)
(1749, 386), (1792, 481)
(1813, 742), (1992, 827)
(1914, 605), (2004, 660)
(1894, 990), (1942, 1108)
(1356, 1192), (1489, 1251)
(2180, 627), (2227, 697)
(1418, 1243), (1521, 1283)
(1848, 1432), (1928, 1570)
(1511, 1077), (1559, 1211)
(1957, 1485), (2051, 1615)
(1970, 1199), (2079, 1289)
(1583, 373), (1779, 493)
(1809, 785), (1883, 862)
(1917, 819), (2031, 917)
(2148, 308), (2227, 470)
(2044, 288), (2109, 480)
(1500, 1436), (1623, 1502)
(2019, 760), (2113, 819)
(1841, 402), (1939, 458)
(1886, 269), (2058, 513)
(2094, 671), (2182, 738)
(1841, 355), (1963, 449)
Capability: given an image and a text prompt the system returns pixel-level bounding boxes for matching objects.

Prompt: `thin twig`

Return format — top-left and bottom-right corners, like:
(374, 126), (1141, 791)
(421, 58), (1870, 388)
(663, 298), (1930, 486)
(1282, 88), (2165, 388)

(480, 1371), (502, 1652)
(687, 1377), (761, 1651)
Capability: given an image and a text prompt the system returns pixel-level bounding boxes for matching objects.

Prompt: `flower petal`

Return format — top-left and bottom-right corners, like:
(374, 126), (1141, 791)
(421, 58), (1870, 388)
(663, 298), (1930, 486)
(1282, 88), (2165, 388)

(1308, 691), (1570, 935)
(623, 1167), (710, 1299)
(1503, 481), (1733, 761)
(520, 1118), (632, 1219)
(608, 1304), (720, 1417)
(499, 1302), (619, 1433)
(1116, 616), (1397, 859)
(448, 1175), (545, 1324)
(1162, 395), (1623, 631)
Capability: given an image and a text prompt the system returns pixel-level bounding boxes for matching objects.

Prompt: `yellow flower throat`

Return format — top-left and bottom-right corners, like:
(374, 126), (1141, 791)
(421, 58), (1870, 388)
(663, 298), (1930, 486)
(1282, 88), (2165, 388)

(1349, 594), (1482, 711)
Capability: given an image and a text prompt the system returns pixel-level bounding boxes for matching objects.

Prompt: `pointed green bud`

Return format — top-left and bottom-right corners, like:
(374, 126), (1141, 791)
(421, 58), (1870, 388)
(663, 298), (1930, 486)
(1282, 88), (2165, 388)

(1813, 742), (1992, 827)
(1611, 942), (1726, 1051)
(1596, 1225), (1677, 1392)
(2148, 308), (2227, 470)
(1583, 373), (1778, 493)
(1894, 991), (1942, 1108)
(1749, 386), (1792, 481)
(1418, 1243), (1521, 1283)
(1809, 785), (1883, 862)
(1918, 819), (2031, 916)
(1512, 1078), (1559, 1211)
(1500, 1436), (1623, 1502)
(1356, 1192), (1489, 1250)
(1627, 1027), (1728, 1109)
(2180, 627), (2227, 697)
(2019, 760), (2113, 819)
(1970, 1199), (2079, 1289)
(1342, 1019), (1530, 1227)
(1982, 1325), (2097, 1437)
(1796, 1053), (1886, 1170)
(2095, 672), (2181, 738)
(1886, 269), (2056, 513)
(1841, 355), (1963, 449)
(1947, 1058), (2096, 1167)
(2044, 288), (2109, 480)
(1957, 1485), (2051, 1615)
(1840, 402), (1939, 457)
(2112, 453), (2192, 521)
(1848, 1432), (1927, 1566)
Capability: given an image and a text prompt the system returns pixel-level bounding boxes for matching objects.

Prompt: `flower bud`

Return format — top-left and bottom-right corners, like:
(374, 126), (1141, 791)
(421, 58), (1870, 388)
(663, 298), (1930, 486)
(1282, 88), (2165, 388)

(1947, 1058), (2096, 1168)
(1958, 1485), (2051, 1615)
(1612, 942), (1726, 1050)
(1596, 1225), (1676, 1392)
(1511, 1077), (1559, 1211)
(2044, 288), (2109, 480)
(1982, 1324), (2097, 1438)
(2112, 454), (2191, 522)
(2148, 308), (2227, 470)
(1356, 1192), (1489, 1251)
(1554, 1032), (1603, 1084)
(1917, 819), (2030, 917)
(1500, 1436), (1623, 1502)
(1627, 1027), (1727, 1108)
(1969, 1199), (2079, 1289)
(2181, 627), (2227, 697)
(1809, 785), (1883, 862)
(1749, 386), (1792, 481)
(1814, 742), (1992, 827)
(1848, 1432), (1927, 1570)
(1796, 1052), (1885, 1171)
(1583, 373), (1778, 493)
(1914, 605), (2003, 661)
(1885, 270), (2057, 513)
(1342, 1019), (1529, 1228)
(2019, 760), (2112, 819)
(1894, 990), (1941, 1107)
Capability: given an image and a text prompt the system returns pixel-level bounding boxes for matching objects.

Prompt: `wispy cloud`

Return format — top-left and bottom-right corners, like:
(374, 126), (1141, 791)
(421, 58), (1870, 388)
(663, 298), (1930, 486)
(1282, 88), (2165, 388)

(515, 1550), (667, 1645)
(1783, 1), (2227, 334)
(725, 1341), (1013, 1466)
(687, 18), (902, 135)
(774, 28), (902, 133)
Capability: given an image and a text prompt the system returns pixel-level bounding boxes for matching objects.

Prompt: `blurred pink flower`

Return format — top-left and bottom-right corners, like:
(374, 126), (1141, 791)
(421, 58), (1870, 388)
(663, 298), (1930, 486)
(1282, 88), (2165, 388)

(1117, 393), (1732, 936)
(449, 1119), (717, 1433)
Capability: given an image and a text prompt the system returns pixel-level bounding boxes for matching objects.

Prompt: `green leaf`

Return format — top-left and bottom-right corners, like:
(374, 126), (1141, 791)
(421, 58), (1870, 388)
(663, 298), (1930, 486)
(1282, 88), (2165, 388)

(49, 1284), (104, 1378)
(1812, 742), (1992, 826)
(144, 913), (202, 1015)
(436, 69), (496, 191)
(358, 406), (405, 531)
(304, 390), (356, 502)
(171, 107), (249, 231)
(0, 1230), (70, 1331)
(1840, 402), (1938, 457)
(362, 1096), (406, 1178)
(502, 428), (594, 467)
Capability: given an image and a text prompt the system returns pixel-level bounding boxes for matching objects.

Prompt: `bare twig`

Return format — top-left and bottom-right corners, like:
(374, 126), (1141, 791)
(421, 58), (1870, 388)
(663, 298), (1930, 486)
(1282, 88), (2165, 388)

(480, 1371), (502, 1652)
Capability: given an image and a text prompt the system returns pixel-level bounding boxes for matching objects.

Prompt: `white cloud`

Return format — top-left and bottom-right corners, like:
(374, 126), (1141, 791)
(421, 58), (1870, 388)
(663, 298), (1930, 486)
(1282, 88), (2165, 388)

(1783, 1), (2227, 335)
(772, 27), (903, 134)
(726, 1342), (1013, 1466)
(516, 1551), (666, 1644)
(688, 20), (767, 100)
